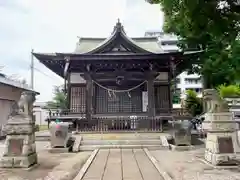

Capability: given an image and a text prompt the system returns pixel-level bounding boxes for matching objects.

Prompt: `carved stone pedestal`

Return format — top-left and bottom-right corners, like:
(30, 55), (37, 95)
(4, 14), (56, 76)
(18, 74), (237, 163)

(203, 112), (238, 166)
(0, 115), (37, 168)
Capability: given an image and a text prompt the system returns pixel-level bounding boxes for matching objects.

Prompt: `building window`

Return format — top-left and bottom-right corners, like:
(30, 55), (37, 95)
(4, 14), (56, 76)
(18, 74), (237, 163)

(195, 88), (202, 93)
(185, 88), (202, 94)
(176, 78), (180, 84)
(185, 78), (201, 84)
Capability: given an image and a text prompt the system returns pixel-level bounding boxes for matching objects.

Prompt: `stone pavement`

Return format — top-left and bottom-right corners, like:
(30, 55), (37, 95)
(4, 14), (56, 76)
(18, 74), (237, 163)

(82, 149), (164, 180)
(150, 148), (240, 180)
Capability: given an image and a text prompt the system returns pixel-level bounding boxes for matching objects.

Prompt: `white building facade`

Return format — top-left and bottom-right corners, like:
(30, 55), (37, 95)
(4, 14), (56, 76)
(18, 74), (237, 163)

(145, 31), (203, 107)
(33, 102), (49, 126)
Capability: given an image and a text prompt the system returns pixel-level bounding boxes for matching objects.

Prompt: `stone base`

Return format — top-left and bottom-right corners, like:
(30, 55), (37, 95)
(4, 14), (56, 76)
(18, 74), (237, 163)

(169, 144), (193, 151)
(205, 150), (238, 166)
(0, 153), (38, 168)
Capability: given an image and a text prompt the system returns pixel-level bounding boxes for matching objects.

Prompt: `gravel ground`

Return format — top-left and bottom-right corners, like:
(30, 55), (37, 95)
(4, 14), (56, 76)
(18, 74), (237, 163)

(0, 140), (90, 180)
(150, 148), (240, 180)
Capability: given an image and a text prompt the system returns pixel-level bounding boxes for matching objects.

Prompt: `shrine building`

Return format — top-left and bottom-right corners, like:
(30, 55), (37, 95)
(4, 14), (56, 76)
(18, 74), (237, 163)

(33, 21), (201, 131)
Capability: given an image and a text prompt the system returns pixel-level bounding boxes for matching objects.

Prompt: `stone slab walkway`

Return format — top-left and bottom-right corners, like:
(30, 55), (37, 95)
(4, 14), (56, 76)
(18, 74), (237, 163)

(82, 149), (164, 180)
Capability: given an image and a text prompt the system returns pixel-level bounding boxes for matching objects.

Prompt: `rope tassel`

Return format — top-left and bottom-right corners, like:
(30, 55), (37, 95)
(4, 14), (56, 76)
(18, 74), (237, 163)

(108, 90), (112, 98)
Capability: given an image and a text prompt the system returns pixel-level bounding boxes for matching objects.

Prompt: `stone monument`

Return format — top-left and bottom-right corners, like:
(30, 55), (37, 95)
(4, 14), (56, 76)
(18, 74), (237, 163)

(202, 89), (239, 166)
(49, 121), (70, 148)
(0, 91), (38, 168)
(172, 120), (192, 146)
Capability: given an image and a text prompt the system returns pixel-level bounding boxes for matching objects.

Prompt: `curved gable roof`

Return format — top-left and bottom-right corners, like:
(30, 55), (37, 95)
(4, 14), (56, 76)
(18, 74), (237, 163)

(75, 20), (163, 54)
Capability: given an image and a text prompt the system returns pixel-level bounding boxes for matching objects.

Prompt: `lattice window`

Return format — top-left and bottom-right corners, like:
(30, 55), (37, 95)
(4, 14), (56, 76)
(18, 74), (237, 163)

(119, 92), (131, 112)
(107, 87), (120, 113)
(131, 90), (142, 112)
(70, 86), (86, 113)
(95, 85), (143, 113)
(96, 86), (108, 113)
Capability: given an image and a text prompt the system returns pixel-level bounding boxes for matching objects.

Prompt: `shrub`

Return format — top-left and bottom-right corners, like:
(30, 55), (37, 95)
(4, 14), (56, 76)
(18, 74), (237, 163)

(185, 90), (203, 116)
(34, 125), (39, 132)
(217, 84), (240, 98)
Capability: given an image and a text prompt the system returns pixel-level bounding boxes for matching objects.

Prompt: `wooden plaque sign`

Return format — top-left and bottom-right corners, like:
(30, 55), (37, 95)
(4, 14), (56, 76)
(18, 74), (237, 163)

(8, 139), (23, 156)
(218, 137), (234, 154)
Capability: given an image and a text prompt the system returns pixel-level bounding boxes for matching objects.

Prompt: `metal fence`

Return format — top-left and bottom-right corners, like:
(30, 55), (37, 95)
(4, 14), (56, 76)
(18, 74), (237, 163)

(75, 116), (169, 132)
(47, 108), (191, 117)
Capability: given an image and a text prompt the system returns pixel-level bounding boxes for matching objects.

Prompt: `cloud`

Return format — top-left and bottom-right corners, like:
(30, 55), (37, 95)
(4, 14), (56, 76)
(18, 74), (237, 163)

(0, 0), (163, 102)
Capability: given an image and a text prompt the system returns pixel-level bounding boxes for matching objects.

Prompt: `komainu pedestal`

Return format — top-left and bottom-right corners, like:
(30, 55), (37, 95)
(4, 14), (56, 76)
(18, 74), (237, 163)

(0, 91), (38, 168)
(202, 89), (239, 166)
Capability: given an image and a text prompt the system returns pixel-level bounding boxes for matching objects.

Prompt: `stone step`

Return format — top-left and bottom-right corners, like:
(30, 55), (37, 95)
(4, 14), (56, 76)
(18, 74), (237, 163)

(79, 144), (165, 151)
(81, 139), (161, 145)
(81, 134), (161, 140)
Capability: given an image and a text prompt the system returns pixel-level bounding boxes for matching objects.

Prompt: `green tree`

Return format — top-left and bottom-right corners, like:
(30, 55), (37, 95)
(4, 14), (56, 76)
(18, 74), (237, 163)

(217, 84), (240, 98)
(185, 90), (203, 116)
(148, 0), (240, 88)
(46, 85), (68, 110)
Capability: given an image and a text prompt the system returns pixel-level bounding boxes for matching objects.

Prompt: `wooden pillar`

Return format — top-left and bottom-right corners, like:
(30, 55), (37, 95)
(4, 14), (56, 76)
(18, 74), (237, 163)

(64, 56), (70, 111)
(168, 71), (173, 113)
(169, 59), (175, 113)
(66, 74), (71, 111)
(85, 74), (93, 121)
(147, 75), (155, 117)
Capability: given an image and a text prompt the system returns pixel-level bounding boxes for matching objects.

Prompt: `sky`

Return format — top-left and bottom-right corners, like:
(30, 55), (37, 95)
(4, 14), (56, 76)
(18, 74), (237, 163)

(0, 0), (164, 102)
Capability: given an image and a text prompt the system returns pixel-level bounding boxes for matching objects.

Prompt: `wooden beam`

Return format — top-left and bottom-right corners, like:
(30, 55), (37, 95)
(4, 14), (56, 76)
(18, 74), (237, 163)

(92, 78), (145, 82)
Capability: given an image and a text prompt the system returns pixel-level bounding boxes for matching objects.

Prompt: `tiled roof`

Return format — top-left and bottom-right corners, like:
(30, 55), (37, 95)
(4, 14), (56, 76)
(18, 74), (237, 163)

(75, 36), (163, 54)
(74, 21), (163, 54)
(0, 75), (39, 94)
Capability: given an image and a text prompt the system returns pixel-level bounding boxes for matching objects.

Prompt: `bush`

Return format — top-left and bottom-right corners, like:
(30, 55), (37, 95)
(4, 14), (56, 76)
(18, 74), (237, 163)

(217, 84), (240, 98)
(34, 125), (39, 132)
(185, 90), (203, 117)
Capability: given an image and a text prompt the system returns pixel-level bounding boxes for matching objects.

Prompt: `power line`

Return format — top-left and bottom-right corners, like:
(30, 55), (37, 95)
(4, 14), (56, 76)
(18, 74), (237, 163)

(33, 67), (63, 84)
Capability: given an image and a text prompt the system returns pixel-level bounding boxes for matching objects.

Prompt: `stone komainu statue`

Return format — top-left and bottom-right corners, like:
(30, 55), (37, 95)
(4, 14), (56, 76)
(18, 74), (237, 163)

(203, 89), (229, 113)
(10, 91), (36, 117)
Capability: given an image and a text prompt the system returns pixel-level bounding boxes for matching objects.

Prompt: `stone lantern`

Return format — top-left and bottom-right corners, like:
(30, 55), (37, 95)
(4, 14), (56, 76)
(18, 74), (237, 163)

(0, 91), (38, 168)
(202, 89), (240, 166)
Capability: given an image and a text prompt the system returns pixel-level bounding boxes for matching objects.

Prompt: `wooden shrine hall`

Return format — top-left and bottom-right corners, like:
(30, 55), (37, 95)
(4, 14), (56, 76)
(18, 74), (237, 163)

(33, 20), (201, 131)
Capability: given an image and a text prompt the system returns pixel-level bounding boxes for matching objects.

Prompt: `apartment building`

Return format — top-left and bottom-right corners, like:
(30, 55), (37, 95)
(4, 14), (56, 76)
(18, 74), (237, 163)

(145, 31), (203, 107)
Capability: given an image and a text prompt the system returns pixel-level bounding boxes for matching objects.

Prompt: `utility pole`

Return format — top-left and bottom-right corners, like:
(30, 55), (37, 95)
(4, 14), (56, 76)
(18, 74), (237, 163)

(30, 49), (34, 89)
